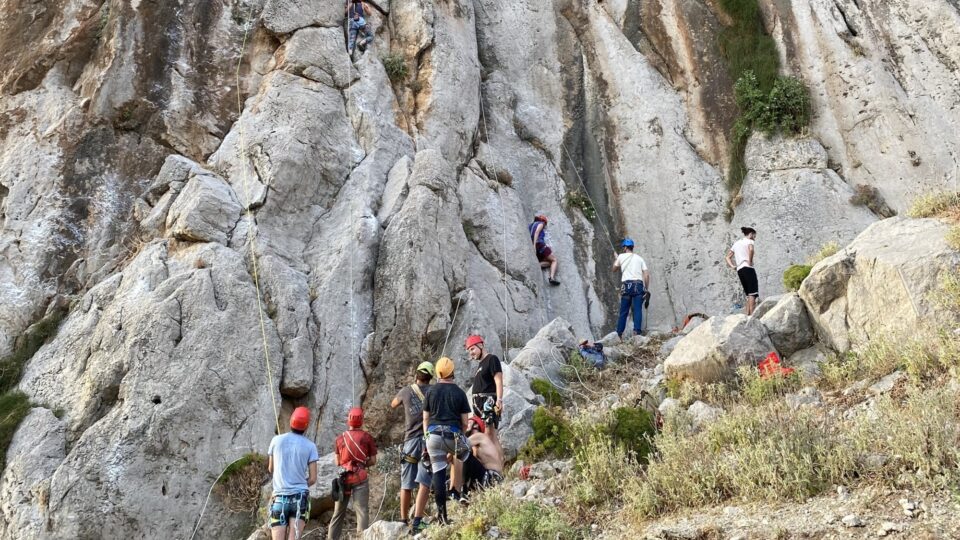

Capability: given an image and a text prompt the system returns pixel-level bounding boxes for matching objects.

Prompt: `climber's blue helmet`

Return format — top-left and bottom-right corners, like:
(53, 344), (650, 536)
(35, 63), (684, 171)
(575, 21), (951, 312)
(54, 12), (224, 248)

(622, 238), (635, 248)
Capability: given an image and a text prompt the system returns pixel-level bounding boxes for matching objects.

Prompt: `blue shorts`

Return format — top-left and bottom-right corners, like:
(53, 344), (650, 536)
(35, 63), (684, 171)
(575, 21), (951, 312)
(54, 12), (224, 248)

(270, 491), (310, 527)
(400, 437), (432, 490)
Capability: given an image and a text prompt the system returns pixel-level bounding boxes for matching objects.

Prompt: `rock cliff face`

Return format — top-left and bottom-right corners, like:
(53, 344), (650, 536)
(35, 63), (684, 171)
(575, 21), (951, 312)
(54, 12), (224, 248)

(1, 0), (958, 537)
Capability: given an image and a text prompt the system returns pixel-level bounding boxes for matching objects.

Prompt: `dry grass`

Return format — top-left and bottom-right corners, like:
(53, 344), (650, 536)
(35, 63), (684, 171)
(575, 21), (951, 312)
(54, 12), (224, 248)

(907, 191), (960, 220)
(806, 241), (840, 266)
(625, 382), (960, 520)
(215, 453), (269, 514)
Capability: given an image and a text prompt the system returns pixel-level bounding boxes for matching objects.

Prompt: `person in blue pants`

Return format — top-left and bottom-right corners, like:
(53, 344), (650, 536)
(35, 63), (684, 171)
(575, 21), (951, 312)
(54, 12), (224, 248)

(612, 238), (650, 339)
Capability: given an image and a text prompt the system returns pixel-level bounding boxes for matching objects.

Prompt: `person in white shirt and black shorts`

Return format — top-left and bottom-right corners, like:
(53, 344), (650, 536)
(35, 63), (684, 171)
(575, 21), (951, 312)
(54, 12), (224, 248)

(726, 227), (759, 315)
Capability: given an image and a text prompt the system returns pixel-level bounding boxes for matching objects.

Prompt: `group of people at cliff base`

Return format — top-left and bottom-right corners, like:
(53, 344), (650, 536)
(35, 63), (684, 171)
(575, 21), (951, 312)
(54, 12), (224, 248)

(264, 226), (760, 539)
(265, 335), (505, 539)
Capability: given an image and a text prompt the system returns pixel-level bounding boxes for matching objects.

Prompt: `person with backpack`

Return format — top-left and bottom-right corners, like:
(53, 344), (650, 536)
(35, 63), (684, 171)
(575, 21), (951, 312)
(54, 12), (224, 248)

(726, 226), (759, 315)
(422, 357), (471, 525)
(578, 339), (607, 369)
(267, 407), (319, 540)
(389, 362), (434, 530)
(328, 407), (377, 540)
(529, 215), (560, 286)
(345, 0), (373, 55)
(613, 238), (650, 339)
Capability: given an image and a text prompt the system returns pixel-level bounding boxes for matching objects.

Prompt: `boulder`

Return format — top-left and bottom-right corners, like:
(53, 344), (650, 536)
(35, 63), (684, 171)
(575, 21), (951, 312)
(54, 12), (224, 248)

(510, 318), (577, 384)
(787, 346), (827, 382)
(752, 294), (784, 320)
(785, 387), (823, 410)
(799, 217), (960, 352)
(166, 174), (242, 245)
(659, 335), (683, 358)
(687, 401), (723, 429)
(664, 315), (776, 383)
(869, 371), (907, 396)
(759, 293), (814, 357)
(362, 521), (408, 540)
(658, 397), (681, 416)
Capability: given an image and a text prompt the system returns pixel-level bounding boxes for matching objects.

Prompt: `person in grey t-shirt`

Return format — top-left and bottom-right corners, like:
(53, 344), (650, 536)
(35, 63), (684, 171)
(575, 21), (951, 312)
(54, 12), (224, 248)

(267, 406), (319, 540)
(389, 361), (434, 529)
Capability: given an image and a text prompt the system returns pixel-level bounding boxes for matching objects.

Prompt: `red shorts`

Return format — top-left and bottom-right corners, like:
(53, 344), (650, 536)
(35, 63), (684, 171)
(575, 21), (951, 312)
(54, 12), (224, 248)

(535, 243), (552, 262)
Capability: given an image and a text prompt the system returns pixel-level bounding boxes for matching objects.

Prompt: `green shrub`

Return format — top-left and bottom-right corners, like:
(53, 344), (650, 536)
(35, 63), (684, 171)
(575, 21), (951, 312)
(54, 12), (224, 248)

(0, 391), (31, 466)
(735, 71), (810, 137)
(530, 378), (564, 407)
(498, 501), (576, 539)
(782, 264), (812, 291)
(381, 53), (408, 84)
(907, 191), (960, 218)
(520, 407), (574, 460)
(0, 308), (66, 394)
(716, 0), (785, 197)
(609, 406), (656, 461)
(572, 433), (641, 507)
(564, 190), (597, 220)
(560, 350), (590, 383)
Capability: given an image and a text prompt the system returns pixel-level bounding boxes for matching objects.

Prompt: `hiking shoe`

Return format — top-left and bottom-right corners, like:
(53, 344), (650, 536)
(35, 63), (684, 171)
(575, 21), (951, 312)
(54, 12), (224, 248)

(458, 492), (469, 506)
(549, 278), (560, 286)
(410, 520), (429, 534)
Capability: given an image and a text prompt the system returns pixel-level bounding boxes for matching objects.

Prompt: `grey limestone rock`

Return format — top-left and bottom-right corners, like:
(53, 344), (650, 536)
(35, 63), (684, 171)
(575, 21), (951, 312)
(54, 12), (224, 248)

(664, 315), (776, 383)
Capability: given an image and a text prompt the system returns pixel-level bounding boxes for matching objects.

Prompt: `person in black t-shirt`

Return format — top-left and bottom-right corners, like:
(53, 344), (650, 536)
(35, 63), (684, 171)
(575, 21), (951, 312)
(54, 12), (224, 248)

(464, 334), (504, 463)
(422, 357), (471, 525)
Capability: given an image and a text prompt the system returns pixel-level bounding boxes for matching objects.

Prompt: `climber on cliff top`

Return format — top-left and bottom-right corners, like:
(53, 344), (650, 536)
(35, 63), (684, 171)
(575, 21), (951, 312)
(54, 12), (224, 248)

(267, 406), (319, 540)
(390, 362), (435, 531)
(529, 215), (560, 286)
(726, 226), (759, 316)
(345, 0), (373, 55)
(613, 238), (650, 339)
(328, 407), (378, 540)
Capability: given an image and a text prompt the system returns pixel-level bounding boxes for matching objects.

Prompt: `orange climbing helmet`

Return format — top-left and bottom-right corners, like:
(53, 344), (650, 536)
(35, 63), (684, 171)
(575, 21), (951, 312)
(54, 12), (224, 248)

(347, 407), (364, 428)
(290, 406), (311, 431)
(465, 335), (484, 349)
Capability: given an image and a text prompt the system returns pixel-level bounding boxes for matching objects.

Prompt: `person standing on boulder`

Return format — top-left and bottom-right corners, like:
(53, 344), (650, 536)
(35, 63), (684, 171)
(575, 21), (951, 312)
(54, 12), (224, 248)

(726, 226), (759, 315)
(267, 407), (319, 540)
(422, 357), (472, 525)
(529, 215), (560, 285)
(613, 238), (650, 339)
(465, 334), (504, 463)
(328, 407), (377, 540)
(389, 362), (434, 530)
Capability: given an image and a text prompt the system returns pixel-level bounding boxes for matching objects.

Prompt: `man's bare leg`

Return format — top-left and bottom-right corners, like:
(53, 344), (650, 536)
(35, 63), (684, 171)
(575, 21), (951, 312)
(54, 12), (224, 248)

(414, 484), (430, 518)
(400, 488), (411, 522)
(271, 526), (287, 540)
(548, 256), (558, 281)
(746, 295), (756, 316)
(487, 426), (504, 464)
(286, 520), (305, 540)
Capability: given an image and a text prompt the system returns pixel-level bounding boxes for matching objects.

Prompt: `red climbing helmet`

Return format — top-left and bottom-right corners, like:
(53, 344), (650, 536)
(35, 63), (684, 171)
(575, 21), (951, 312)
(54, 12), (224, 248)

(347, 407), (364, 428)
(468, 415), (486, 434)
(534, 214), (548, 224)
(290, 407), (311, 431)
(464, 335), (484, 349)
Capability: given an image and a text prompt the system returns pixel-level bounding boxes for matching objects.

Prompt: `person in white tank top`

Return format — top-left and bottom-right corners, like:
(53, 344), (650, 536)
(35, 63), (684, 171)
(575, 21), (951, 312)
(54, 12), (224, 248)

(726, 227), (758, 315)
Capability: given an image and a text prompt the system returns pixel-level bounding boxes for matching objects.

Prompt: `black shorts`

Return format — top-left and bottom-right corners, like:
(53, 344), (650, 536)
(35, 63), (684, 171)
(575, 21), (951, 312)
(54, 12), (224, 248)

(472, 395), (501, 429)
(737, 267), (759, 297)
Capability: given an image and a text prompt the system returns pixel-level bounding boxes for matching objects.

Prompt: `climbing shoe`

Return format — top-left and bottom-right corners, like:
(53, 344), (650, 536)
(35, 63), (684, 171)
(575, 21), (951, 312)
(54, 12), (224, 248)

(549, 278), (561, 286)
